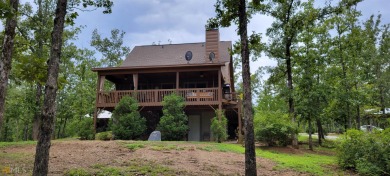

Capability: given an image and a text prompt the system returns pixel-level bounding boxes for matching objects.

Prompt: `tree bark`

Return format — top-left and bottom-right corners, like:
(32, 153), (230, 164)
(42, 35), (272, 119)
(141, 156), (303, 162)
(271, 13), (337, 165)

(0, 0), (19, 136)
(239, 0), (257, 175)
(32, 0), (45, 141)
(32, 83), (42, 140)
(32, 0), (67, 175)
(308, 118), (313, 151)
(316, 119), (323, 146)
(286, 41), (298, 148)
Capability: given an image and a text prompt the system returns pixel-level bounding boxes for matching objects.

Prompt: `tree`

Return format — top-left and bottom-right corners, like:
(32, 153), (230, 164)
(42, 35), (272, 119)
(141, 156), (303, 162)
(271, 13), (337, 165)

(32, 0), (113, 175)
(211, 110), (228, 143)
(0, 0), (19, 137)
(32, 0), (67, 175)
(15, 0), (58, 140)
(157, 93), (188, 141)
(294, 0), (328, 150)
(111, 96), (146, 140)
(91, 28), (130, 67)
(261, 0), (314, 149)
(259, 0), (363, 147)
(208, 0), (257, 174)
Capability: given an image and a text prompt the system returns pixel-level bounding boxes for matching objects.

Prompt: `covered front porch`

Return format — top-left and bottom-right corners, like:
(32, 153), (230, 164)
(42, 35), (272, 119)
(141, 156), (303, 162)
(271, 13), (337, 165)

(93, 64), (236, 108)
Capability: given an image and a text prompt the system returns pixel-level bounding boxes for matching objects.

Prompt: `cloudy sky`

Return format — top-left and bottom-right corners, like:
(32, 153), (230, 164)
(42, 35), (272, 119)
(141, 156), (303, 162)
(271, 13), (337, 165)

(70, 0), (390, 73)
(18, 0), (390, 73)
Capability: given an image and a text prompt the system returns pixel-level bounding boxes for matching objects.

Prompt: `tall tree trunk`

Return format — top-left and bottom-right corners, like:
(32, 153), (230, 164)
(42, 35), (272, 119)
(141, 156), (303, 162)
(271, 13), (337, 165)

(33, 0), (45, 141)
(57, 116), (62, 139)
(61, 116), (68, 138)
(33, 83), (42, 140)
(308, 118), (313, 151)
(24, 124), (29, 141)
(356, 105), (360, 129)
(0, 0), (19, 136)
(337, 25), (351, 131)
(286, 40), (298, 148)
(32, 0), (67, 175)
(239, 0), (257, 175)
(316, 119), (323, 146)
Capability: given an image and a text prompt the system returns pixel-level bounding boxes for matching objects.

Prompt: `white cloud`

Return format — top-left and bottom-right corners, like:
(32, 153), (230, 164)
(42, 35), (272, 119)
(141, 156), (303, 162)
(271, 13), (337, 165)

(15, 0), (387, 77)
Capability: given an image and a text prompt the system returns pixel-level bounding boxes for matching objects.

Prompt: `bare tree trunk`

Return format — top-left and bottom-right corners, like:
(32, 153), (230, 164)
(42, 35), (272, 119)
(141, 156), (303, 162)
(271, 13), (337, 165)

(32, 0), (67, 175)
(57, 116), (62, 139)
(33, 83), (42, 140)
(0, 0), (19, 136)
(356, 105), (360, 129)
(61, 116), (68, 138)
(316, 119), (323, 146)
(239, 0), (257, 175)
(33, 0), (45, 140)
(285, 38), (298, 149)
(24, 124), (29, 141)
(308, 118), (313, 151)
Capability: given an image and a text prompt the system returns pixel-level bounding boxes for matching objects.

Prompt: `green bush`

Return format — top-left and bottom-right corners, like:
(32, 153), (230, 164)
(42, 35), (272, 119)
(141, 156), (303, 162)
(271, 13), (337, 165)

(254, 111), (296, 146)
(110, 96), (146, 140)
(157, 93), (188, 140)
(95, 131), (113, 141)
(77, 117), (95, 140)
(211, 110), (228, 143)
(337, 129), (390, 175)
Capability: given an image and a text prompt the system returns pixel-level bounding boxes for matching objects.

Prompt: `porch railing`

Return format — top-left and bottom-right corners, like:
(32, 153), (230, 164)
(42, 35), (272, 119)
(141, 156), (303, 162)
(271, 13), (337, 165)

(97, 88), (221, 107)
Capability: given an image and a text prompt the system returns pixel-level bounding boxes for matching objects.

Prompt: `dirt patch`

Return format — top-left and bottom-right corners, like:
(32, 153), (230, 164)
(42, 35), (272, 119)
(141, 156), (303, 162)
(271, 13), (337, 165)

(0, 140), (307, 175)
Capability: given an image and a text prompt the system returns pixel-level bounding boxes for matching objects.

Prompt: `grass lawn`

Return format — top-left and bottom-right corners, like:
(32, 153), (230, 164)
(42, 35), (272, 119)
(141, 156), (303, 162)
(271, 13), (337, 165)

(0, 141), (36, 148)
(208, 143), (337, 175)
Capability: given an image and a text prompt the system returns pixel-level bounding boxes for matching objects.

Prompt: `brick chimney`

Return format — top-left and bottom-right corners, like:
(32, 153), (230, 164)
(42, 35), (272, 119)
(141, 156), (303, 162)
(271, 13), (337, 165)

(205, 29), (219, 63)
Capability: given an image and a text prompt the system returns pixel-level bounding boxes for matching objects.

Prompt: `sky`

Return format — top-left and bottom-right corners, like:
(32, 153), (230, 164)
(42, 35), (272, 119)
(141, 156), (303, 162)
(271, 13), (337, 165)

(18, 0), (390, 74)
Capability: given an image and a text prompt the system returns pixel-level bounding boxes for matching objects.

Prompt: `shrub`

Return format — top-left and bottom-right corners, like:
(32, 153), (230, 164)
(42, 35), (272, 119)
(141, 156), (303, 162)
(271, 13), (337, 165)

(77, 117), (95, 140)
(337, 129), (390, 175)
(254, 110), (296, 146)
(157, 93), (188, 140)
(95, 131), (113, 141)
(211, 110), (228, 143)
(110, 96), (146, 140)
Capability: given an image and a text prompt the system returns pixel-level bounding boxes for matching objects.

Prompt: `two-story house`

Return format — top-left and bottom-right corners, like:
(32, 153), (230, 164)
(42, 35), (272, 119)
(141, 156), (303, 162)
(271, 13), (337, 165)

(92, 29), (242, 141)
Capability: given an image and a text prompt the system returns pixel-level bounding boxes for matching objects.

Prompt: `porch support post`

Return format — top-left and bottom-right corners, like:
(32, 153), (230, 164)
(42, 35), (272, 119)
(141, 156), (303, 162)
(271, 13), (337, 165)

(176, 72), (179, 92)
(94, 74), (103, 133)
(99, 75), (105, 91)
(218, 68), (222, 120)
(133, 73), (138, 91)
(237, 101), (244, 144)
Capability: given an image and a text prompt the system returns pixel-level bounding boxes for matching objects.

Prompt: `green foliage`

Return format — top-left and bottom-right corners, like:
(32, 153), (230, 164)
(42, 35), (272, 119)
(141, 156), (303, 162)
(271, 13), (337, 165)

(77, 118), (95, 140)
(210, 110), (228, 143)
(254, 111), (297, 146)
(110, 96), (146, 140)
(1, 85), (37, 142)
(337, 129), (390, 175)
(95, 131), (112, 141)
(90, 28), (130, 67)
(157, 93), (188, 141)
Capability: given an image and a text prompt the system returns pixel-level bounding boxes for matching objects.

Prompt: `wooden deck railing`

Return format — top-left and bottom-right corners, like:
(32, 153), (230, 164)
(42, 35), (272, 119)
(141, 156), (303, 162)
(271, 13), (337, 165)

(97, 88), (221, 107)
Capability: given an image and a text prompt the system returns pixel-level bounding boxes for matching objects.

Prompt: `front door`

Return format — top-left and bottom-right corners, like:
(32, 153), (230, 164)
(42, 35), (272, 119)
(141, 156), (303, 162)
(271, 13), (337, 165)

(188, 115), (200, 141)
